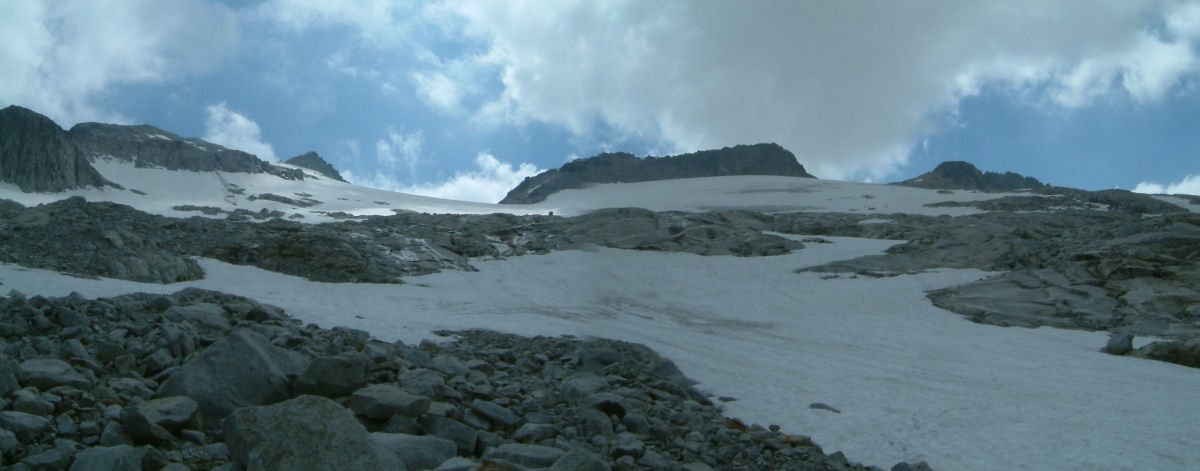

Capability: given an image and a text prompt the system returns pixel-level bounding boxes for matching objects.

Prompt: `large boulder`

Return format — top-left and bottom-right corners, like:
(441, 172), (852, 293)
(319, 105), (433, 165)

(370, 433), (456, 470)
(223, 395), (402, 471)
(68, 445), (147, 471)
(17, 359), (92, 390)
(158, 329), (308, 426)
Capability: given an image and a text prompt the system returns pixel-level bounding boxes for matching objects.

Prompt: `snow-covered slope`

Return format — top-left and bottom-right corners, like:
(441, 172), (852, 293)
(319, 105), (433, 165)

(0, 158), (546, 221)
(3, 236), (1196, 471)
(527, 175), (1033, 216)
(0, 158), (1043, 220)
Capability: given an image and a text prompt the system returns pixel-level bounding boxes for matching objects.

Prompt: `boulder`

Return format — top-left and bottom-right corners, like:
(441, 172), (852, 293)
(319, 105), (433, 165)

(223, 395), (402, 471)
(349, 384), (430, 419)
(17, 359), (92, 390)
(1102, 333), (1134, 355)
(0, 411), (51, 442)
(122, 396), (201, 445)
(68, 445), (147, 471)
(158, 329), (308, 426)
(484, 443), (566, 469)
(371, 433), (456, 470)
(295, 353), (369, 397)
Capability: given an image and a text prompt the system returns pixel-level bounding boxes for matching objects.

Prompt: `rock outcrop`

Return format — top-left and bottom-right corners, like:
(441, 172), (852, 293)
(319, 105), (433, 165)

(500, 143), (815, 204)
(0, 105), (113, 193)
(284, 151), (345, 182)
(893, 161), (1044, 191)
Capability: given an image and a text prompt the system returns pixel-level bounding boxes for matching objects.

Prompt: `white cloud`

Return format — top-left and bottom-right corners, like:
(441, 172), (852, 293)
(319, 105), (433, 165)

(0, 0), (236, 126)
(375, 127), (424, 175)
(1133, 175), (1200, 196)
(346, 152), (540, 203)
(409, 1), (1199, 180)
(203, 103), (278, 162)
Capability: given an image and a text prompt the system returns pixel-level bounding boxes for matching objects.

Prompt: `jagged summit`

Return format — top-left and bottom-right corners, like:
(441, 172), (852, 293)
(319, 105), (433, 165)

(500, 143), (815, 204)
(285, 151), (346, 182)
(0, 105), (114, 192)
(893, 161), (1044, 191)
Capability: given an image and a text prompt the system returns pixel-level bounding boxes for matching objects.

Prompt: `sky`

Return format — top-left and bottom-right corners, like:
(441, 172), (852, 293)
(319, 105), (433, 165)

(2, 0), (1199, 202)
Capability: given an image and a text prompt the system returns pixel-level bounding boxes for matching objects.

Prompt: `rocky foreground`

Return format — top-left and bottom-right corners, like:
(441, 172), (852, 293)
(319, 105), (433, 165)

(0, 288), (933, 471)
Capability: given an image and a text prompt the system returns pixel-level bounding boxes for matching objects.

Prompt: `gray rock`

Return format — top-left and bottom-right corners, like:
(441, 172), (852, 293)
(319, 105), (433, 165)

(399, 369), (447, 399)
(21, 447), (72, 470)
(99, 422), (133, 446)
(349, 384), (431, 419)
(430, 355), (471, 377)
(158, 329), (308, 426)
(1103, 333), (1134, 355)
(420, 416), (479, 455)
(470, 399), (520, 429)
(295, 353), (369, 397)
(484, 443), (566, 469)
(433, 456), (478, 471)
(582, 393), (632, 418)
(513, 422), (558, 443)
(613, 433), (645, 459)
(0, 428), (18, 454)
(0, 106), (112, 192)
(0, 411), (51, 442)
(18, 359), (92, 390)
(371, 433), (456, 470)
(164, 303), (230, 332)
(223, 395), (402, 471)
(122, 396), (200, 444)
(0, 354), (20, 397)
(561, 373), (609, 403)
(549, 449), (611, 471)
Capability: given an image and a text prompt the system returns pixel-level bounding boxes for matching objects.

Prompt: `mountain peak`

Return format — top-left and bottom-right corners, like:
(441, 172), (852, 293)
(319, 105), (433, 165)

(0, 105), (114, 192)
(894, 161), (1044, 191)
(285, 151), (346, 182)
(500, 143), (815, 204)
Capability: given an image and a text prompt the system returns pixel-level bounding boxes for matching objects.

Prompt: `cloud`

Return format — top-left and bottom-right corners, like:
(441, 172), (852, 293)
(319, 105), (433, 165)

(1133, 175), (1200, 196)
(346, 152), (540, 203)
(203, 103), (278, 162)
(411, 1), (1200, 181)
(375, 127), (424, 175)
(0, 0), (236, 126)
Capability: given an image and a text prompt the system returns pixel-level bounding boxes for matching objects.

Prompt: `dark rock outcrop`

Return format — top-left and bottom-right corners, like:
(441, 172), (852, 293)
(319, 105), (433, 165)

(284, 151), (345, 182)
(894, 161), (1044, 191)
(0, 105), (112, 192)
(500, 143), (815, 204)
(69, 122), (303, 180)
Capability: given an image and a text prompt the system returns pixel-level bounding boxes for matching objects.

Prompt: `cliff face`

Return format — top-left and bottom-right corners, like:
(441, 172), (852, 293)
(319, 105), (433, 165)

(0, 105), (112, 192)
(894, 161), (1044, 191)
(69, 122), (303, 180)
(284, 151), (345, 182)
(500, 143), (815, 204)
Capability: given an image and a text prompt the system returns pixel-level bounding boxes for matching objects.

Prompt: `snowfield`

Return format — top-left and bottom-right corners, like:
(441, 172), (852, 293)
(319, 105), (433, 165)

(2, 235), (1196, 471)
(3, 163), (1198, 470)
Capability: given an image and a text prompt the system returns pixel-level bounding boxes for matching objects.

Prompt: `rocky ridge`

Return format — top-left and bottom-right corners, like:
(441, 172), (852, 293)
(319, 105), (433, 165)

(500, 143), (816, 204)
(892, 161), (1044, 191)
(0, 288), (925, 471)
(0, 105), (304, 194)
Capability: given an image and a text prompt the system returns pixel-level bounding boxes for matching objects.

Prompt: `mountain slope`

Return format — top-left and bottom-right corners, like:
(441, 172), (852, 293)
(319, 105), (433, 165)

(69, 121), (303, 180)
(894, 160), (1044, 191)
(500, 143), (815, 204)
(0, 105), (113, 192)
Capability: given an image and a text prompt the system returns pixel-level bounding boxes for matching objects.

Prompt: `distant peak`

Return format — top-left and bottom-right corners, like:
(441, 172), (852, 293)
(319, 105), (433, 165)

(500, 143), (815, 204)
(894, 161), (1045, 191)
(284, 151), (345, 182)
